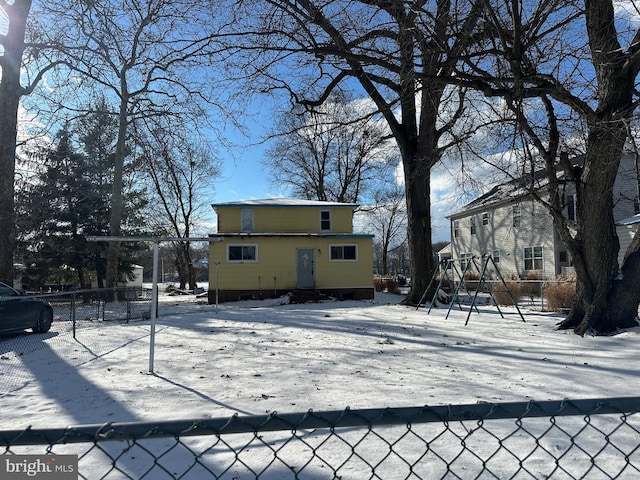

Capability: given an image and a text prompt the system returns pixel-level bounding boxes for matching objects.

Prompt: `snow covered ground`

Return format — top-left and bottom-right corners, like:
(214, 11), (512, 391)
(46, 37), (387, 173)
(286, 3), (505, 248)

(1, 292), (639, 478)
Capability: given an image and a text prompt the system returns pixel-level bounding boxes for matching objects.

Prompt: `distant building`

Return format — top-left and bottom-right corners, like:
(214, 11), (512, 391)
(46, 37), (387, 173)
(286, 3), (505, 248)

(208, 199), (375, 302)
(447, 154), (640, 279)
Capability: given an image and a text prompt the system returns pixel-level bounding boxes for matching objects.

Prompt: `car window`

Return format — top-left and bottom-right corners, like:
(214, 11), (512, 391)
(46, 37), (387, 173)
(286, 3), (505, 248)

(0, 285), (17, 297)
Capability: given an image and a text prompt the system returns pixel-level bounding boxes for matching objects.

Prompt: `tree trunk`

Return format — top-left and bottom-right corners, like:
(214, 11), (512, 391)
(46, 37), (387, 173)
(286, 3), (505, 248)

(105, 101), (129, 288)
(557, 109), (637, 334)
(556, 0), (640, 334)
(402, 162), (434, 304)
(381, 248), (389, 276)
(0, 0), (31, 286)
(400, 85), (441, 305)
(175, 242), (192, 290)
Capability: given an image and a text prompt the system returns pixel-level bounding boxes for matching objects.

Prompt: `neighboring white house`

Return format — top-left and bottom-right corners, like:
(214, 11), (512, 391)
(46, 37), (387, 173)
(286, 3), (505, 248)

(617, 214), (640, 268)
(447, 153), (640, 279)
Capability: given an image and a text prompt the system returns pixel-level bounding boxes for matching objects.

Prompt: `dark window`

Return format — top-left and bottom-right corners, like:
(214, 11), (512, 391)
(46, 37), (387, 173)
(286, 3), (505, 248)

(567, 195), (576, 221)
(228, 245), (257, 262)
(320, 211), (332, 231)
(330, 245), (357, 261)
(524, 246), (543, 270)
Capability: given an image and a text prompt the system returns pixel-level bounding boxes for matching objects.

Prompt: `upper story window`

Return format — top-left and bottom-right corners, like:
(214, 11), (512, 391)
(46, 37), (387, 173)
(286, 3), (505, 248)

(492, 249), (500, 263)
(512, 204), (522, 227)
(453, 220), (460, 238)
(482, 212), (489, 226)
(470, 216), (477, 235)
(241, 208), (254, 233)
(320, 210), (332, 232)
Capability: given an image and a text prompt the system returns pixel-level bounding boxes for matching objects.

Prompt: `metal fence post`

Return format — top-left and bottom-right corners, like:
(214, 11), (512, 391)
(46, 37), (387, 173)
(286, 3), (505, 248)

(71, 292), (76, 339)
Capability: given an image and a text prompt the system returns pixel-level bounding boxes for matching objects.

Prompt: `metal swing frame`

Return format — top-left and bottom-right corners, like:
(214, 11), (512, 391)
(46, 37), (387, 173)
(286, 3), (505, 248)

(419, 254), (526, 325)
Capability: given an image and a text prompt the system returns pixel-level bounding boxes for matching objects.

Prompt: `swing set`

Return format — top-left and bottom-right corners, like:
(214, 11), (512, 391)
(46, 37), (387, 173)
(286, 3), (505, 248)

(417, 254), (526, 325)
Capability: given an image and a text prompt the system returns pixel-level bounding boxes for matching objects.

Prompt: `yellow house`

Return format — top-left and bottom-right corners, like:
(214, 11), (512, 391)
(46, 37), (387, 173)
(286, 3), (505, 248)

(208, 199), (374, 303)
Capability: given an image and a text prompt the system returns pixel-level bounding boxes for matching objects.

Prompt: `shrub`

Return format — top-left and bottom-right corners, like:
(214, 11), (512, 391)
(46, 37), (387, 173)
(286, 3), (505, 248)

(492, 281), (522, 306)
(464, 272), (480, 291)
(544, 281), (576, 312)
(373, 277), (400, 294)
(384, 277), (400, 294)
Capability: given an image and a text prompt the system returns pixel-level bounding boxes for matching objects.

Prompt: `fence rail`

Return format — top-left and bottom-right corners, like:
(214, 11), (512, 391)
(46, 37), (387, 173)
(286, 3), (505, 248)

(2, 396), (639, 479)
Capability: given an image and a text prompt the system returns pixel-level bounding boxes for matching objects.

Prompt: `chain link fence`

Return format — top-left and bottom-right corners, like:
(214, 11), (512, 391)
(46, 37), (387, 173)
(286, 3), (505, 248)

(1, 397), (639, 479)
(36, 288), (152, 337)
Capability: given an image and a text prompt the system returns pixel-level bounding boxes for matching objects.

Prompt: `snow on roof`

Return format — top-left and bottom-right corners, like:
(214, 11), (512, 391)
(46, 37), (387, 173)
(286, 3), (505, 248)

(449, 157), (585, 218)
(437, 243), (452, 254)
(211, 198), (359, 208)
(617, 214), (640, 226)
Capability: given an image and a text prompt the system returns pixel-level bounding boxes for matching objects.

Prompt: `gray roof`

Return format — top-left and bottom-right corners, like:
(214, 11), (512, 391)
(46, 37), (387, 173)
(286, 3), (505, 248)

(211, 198), (359, 208)
(449, 156), (584, 218)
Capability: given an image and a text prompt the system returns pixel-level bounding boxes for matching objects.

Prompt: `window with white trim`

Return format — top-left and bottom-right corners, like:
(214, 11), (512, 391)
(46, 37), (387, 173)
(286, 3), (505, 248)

(524, 246), (543, 271)
(330, 244), (357, 261)
(227, 244), (257, 262)
(492, 249), (500, 263)
(470, 216), (477, 235)
(512, 204), (522, 227)
(453, 220), (460, 238)
(482, 212), (489, 226)
(320, 210), (332, 232)
(460, 252), (473, 270)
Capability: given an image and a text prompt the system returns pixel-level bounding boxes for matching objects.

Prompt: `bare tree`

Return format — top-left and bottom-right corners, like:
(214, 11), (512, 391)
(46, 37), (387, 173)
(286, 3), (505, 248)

(266, 93), (393, 203)
(0, 0), (63, 285)
(45, 0), (221, 289)
(369, 187), (408, 276)
(139, 123), (221, 290)
(454, 0), (640, 334)
(226, 0), (483, 304)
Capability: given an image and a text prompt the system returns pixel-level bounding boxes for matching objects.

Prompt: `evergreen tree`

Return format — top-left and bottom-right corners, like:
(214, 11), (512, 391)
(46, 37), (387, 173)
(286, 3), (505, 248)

(16, 108), (149, 290)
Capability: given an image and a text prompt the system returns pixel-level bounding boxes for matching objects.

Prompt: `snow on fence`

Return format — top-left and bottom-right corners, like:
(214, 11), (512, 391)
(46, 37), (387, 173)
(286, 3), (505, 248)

(1, 397), (639, 479)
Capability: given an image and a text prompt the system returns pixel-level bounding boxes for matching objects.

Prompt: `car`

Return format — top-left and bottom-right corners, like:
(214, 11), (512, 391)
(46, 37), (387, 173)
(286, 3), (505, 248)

(0, 282), (53, 334)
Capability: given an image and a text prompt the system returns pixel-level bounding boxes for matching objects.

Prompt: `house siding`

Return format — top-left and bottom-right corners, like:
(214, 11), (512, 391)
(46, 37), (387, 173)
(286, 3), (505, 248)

(210, 235), (372, 289)
(215, 206), (354, 234)
(613, 158), (640, 222)
(209, 199), (374, 303)
(616, 216), (640, 269)
(451, 198), (558, 279)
